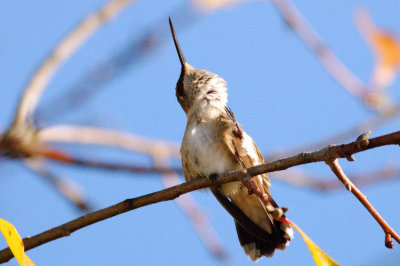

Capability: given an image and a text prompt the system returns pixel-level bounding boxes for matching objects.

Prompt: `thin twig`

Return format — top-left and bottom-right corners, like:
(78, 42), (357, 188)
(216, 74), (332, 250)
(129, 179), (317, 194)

(326, 159), (400, 247)
(12, 0), (136, 127)
(0, 130), (399, 262)
(271, 0), (367, 101)
(37, 125), (180, 158)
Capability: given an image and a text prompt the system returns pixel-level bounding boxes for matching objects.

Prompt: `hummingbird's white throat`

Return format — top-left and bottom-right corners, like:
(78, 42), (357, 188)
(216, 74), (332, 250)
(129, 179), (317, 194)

(182, 66), (228, 121)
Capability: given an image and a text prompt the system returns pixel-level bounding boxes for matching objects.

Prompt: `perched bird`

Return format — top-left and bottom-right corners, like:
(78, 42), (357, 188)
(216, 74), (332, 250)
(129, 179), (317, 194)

(169, 18), (293, 261)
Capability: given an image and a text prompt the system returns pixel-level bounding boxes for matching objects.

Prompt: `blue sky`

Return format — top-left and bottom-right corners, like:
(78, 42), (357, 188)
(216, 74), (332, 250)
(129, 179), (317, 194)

(0, 1), (400, 265)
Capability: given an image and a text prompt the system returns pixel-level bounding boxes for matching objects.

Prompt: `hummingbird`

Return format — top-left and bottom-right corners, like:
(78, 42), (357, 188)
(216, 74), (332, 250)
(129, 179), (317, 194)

(169, 18), (293, 261)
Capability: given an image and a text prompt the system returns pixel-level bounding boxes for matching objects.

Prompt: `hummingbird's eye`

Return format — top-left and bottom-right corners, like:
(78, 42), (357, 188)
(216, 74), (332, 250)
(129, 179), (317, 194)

(176, 82), (184, 98)
(176, 71), (185, 98)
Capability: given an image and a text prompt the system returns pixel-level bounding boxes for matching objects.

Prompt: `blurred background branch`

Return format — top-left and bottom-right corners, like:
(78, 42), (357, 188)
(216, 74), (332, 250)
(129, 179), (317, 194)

(12, 0), (137, 127)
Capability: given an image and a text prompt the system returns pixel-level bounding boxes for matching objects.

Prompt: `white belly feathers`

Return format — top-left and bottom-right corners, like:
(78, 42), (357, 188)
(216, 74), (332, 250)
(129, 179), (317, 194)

(184, 123), (233, 175)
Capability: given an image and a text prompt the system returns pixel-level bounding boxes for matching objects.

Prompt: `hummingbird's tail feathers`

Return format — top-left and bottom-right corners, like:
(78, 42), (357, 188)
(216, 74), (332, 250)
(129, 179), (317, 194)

(235, 221), (275, 260)
(211, 188), (291, 260)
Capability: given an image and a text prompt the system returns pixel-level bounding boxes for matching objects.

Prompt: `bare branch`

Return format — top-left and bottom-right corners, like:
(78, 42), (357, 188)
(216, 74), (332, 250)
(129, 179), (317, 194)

(326, 159), (400, 247)
(0, 130), (399, 262)
(37, 125), (180, 158)
(271, 0), (367, 101)
(23, 159), (92, 211)
(253, 131), (400, 176)
(12, 0), (136, 126)
(272, 165), (400, 191)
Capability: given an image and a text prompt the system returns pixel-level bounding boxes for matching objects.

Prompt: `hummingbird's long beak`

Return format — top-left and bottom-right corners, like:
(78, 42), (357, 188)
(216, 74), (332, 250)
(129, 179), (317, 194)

(169, 17), (186, 68)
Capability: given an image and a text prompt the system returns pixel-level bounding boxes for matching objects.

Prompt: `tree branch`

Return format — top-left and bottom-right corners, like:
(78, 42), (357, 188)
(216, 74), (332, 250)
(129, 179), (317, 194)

(326, 159), (400, 248)
(251, 131), (400, 175)
(0, 130), (399, 263)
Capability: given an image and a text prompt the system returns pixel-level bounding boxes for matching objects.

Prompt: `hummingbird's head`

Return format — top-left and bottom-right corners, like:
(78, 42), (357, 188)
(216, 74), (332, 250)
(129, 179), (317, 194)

(169, 18), (228, 115)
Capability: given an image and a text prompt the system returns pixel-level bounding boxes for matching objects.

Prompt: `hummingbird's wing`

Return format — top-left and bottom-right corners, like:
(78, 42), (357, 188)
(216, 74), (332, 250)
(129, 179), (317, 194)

(224, 107), (272, 201)
(212, 107), (291, 260)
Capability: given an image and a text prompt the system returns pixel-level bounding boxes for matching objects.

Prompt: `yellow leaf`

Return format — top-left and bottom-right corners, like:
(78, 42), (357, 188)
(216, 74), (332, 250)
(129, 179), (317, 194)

(278, 218), (340, 266)
(0, 218), (35, 266)
(355, 9), (400, 90)
(372, 32), (400, 69)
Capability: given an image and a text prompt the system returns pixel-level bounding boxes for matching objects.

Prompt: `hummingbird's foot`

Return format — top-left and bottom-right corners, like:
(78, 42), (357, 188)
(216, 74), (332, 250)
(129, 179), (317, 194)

(241, 173), (265, 197)
(209, 173), (218, 182)
(281, 207), (289, 213)
(240, 172), (275, 206)
(270, 207), (284, 219)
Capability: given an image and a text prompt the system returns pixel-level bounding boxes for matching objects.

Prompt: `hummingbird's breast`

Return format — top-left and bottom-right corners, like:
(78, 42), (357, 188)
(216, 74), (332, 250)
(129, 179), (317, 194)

(180, 121), (239, 182)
